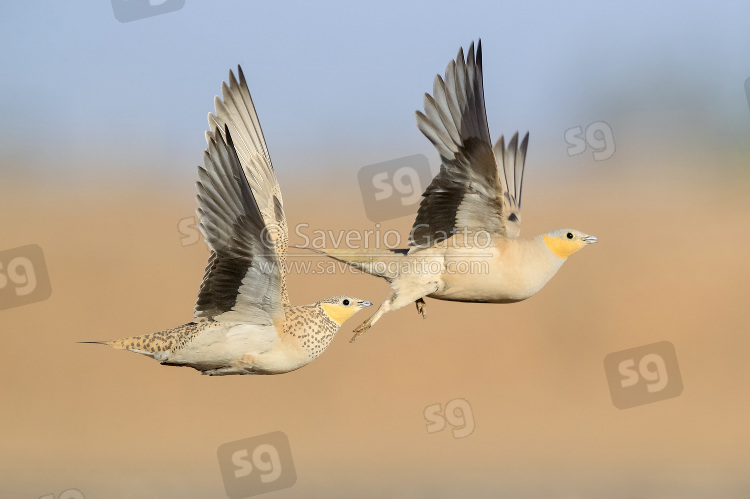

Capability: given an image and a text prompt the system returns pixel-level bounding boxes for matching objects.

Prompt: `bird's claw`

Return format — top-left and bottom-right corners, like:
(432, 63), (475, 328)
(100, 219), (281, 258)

(350, 321), (372, 343)
(415, 298), (427, 319)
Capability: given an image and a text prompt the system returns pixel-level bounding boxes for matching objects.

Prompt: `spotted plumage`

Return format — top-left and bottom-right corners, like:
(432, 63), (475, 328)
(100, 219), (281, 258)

(83, 67), (371, 375)
(282, 304), (340, 359)
(102, 322), (210, 354)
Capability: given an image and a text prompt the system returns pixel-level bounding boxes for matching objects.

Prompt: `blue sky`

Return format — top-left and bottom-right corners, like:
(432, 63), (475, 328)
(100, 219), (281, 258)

(1, 1), (749, 180)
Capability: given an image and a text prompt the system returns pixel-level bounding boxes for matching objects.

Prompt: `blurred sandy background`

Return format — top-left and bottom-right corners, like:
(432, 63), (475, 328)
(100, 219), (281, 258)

(2, 150), (750, 497)
(3, 1), (750, 497)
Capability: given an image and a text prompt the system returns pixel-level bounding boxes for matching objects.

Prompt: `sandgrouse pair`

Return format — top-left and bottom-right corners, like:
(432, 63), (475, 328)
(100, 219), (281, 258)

(86, 41), (596, 375)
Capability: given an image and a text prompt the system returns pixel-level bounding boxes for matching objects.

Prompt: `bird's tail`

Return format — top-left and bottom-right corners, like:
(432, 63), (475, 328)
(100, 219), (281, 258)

(298, 246), (408, 280)
(80, 323), (206, 358)
(79, 334), (159, 357)
(79, 340), (122, 349)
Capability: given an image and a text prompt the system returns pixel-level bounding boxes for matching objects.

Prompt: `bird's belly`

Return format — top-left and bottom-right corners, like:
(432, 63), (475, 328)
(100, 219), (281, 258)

(240, 346), (310, 374)
(431, 274), (533, 303)
(429, 254), (550, 303)
(169, 323), (310, 375)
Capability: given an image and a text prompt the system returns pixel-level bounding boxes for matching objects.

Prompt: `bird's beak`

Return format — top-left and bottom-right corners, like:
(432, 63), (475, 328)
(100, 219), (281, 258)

(583, 235), (598, 244)
(360, 300), (372, 307)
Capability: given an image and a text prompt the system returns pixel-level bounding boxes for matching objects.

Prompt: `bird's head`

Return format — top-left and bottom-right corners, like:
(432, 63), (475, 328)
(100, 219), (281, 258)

(542, 229), (598, 259)
(320, 296), (373, 325)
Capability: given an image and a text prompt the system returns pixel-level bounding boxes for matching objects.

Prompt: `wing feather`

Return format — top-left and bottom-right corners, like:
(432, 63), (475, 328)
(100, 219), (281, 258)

(194, 127), (284, 327)
(206, 66), (290, 305)
(410, 40), (529, 246)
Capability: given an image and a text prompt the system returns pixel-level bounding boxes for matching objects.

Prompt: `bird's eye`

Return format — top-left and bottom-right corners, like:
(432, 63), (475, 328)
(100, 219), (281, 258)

(342, 299), (350, 306)
(566, 232), (574, 239)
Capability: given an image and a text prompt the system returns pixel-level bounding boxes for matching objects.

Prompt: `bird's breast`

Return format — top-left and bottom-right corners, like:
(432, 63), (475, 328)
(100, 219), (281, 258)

(428, 239), (564, 303)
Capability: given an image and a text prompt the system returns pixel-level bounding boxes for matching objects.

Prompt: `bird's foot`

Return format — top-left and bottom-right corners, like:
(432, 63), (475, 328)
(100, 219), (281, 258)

(415, 298), (427, 319)
(350, 320), (372, 343)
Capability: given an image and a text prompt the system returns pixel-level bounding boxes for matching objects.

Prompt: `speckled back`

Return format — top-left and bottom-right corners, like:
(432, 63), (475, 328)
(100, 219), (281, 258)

(111, 321), (212, 353)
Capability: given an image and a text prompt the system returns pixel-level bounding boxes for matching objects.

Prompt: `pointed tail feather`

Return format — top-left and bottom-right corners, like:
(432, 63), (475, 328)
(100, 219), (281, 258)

(296, 246), (405, 280)
(80, 323), (207, 357)
(79, 339), (143, 352)
(80, 339), (163, 359)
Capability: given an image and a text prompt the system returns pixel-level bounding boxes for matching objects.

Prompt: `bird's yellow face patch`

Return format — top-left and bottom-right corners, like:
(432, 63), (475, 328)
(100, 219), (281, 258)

(321, 303), (360, 325)
(543, 234), (587, 259)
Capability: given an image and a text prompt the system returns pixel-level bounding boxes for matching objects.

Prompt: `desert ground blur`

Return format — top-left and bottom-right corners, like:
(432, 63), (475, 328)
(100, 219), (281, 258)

(1, 150), (749, 498)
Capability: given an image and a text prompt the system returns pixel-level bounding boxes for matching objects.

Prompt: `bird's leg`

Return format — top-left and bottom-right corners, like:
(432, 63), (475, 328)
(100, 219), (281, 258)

(351, 288), (434, 342)
(415, 298), (427, 319)
(351, 296), (399, 342)
(351, 319), (373, 341)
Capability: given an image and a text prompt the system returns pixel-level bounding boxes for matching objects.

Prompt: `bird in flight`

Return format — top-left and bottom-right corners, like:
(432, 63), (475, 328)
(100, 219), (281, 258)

(85, 67), (371, 374)
(313, 40), (597, 341)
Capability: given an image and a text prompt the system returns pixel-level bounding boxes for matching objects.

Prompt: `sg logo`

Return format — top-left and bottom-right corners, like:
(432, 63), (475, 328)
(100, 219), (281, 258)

(217, 431), (296, 498)
(565, 121), (615, 161)
(39, 489), (84, 499)
(604, 341), (683, 409)
(424, 398), (475, 439)
(0, 244), (52, 312)
(357, 154), (433, 222)
(111, 0), (185, 23)
(177, 215), (202, 247)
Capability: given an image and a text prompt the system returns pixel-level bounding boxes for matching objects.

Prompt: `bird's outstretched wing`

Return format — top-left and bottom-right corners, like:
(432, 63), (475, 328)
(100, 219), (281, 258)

(206, 66), (289, 305)
(411, 40), (528, 248)
(194, 127), (285, 327)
